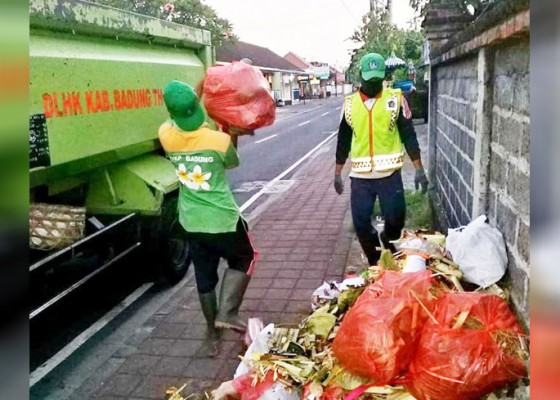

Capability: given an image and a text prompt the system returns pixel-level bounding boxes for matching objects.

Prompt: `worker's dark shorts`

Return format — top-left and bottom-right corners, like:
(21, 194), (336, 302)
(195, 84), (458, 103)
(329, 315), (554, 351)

(185, 219), (255, 294)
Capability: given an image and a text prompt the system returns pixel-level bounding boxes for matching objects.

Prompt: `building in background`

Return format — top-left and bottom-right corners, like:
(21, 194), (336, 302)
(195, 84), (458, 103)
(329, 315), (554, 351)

(309, 61), (331, 98)
(284, 51), (315, 99)
(216, 41), (304, 105)
(284, 52), (352, 98)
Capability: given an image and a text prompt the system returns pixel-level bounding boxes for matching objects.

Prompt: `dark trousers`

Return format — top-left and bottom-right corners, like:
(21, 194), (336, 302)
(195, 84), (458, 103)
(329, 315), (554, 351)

(186, 219), (255, 294)
(350, 171), (406, 265)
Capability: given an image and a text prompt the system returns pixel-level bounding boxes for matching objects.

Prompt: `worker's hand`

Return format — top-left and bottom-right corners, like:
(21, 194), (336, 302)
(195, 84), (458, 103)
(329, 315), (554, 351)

(414, 168), (429, 194)
(334, 174), (344, 195)
(211, 380), (239, 400)
(228, 126), (255, 136)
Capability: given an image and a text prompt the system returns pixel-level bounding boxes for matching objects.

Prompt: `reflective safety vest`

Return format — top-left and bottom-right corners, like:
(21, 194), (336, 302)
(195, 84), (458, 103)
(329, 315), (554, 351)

(343, 88), (405, 174)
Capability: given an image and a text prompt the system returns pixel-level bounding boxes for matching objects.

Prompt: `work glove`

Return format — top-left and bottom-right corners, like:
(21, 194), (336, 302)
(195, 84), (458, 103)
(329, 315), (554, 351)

(414, 168), (429, 194)
(334, 174), (344, 195)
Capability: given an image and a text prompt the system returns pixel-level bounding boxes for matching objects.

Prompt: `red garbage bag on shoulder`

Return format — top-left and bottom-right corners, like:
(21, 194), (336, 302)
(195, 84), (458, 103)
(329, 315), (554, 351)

(332, 270), (435, 382)
(202, 61), (276, 131)
(406, 292), (528, 400)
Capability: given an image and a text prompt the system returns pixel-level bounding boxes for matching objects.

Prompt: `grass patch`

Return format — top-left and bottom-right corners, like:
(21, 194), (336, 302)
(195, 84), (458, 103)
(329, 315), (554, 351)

(373, 189), (434, 230)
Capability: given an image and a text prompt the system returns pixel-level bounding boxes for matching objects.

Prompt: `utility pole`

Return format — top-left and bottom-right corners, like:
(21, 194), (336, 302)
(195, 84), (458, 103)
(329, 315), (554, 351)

(334, 71), (338, 97)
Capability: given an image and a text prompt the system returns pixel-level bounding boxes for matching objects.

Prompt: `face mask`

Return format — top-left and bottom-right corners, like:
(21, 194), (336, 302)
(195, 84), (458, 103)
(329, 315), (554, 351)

(360, 78), (384, 97)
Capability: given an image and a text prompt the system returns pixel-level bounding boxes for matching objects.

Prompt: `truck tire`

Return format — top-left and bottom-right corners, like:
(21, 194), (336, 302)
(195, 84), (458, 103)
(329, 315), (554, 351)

(145, 194), (191, 283)
(162, 217), (191, 283)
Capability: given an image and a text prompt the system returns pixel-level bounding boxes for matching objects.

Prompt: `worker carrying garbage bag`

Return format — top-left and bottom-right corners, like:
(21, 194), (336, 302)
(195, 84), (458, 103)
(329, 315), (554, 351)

(334, 53), (428, 266)
(158, 81), (256, 358)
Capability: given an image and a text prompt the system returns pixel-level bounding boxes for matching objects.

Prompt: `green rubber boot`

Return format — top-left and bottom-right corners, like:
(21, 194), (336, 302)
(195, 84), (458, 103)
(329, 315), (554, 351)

(198, 291), (220, 358)
(215, 269), (250, 332)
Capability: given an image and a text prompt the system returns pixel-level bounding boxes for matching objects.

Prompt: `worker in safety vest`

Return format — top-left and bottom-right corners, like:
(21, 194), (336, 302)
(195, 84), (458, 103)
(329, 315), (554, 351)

(334, 53), (429, 266)
(158, 81), (255, 357)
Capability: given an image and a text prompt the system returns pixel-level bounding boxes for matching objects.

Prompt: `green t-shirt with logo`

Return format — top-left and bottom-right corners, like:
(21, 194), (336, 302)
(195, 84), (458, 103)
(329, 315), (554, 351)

(158, 122), (242, 233)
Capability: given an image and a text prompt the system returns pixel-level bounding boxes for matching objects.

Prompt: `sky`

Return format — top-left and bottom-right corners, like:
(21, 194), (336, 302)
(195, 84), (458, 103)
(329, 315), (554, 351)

(203, 0), (417, 70)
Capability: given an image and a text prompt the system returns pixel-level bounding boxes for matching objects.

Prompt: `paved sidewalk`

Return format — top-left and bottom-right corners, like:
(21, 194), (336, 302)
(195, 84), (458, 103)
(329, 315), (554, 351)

(87, 139), (352, 399)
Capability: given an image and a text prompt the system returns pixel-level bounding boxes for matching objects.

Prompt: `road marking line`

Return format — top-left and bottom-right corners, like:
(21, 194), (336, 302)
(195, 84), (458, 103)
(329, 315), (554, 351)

(240, 131), (338, 212)
(274, 101), (339, 122)
(336, 106), (341, 110)
(298, 120), (311, 126)
(30, 282), (154, 387)
(255, 134), (278, 144)
(321, 112), (330, 116)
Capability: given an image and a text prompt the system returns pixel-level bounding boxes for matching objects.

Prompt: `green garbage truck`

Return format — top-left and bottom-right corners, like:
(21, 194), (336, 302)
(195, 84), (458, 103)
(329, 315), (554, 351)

(29, 0), (213, 319)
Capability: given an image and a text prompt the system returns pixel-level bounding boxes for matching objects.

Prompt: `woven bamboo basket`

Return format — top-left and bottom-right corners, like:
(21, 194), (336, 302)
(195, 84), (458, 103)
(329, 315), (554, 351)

(29, 203), (86, 250)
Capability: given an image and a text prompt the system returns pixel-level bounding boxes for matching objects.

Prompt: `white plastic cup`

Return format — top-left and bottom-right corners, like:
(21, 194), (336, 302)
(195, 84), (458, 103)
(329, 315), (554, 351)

(403, 255), (427, 273)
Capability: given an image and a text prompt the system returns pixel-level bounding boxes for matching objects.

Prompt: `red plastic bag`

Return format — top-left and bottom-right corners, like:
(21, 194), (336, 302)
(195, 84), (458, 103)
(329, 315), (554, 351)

(322, 385), (345, 400)
(354, 269), (435, 306)
(332, 271), (434, 382)
(202, 61), (276, 131)
(406, 292), (527, 400)
(231, 371), (275, 400)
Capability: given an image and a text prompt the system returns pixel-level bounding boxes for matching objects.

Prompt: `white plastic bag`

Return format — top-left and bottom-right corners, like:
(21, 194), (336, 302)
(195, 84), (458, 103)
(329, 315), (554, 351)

(244, 318), (265, 347)
(311, 277), (366, 309)
(233, 324), (299, 400)
(446, 215), (508, 287)
(235, 323), (275, 377)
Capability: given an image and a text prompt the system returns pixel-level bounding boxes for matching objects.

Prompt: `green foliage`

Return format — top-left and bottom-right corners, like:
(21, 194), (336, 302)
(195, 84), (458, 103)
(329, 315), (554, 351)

(408, 0), (429, 15)
(403, 30), (423, 61)
(348, 9), (425, 83)
(93, 0), (235, 45)
(393, 68), (408, 82)
(373, 189), (433, 230)
(403, 189), (433, 230)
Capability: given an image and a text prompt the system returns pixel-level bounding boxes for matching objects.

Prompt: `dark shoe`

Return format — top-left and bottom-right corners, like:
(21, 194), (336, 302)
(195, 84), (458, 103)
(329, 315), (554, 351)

(215, 269), (250, 332)
(198, 291), (221, 358)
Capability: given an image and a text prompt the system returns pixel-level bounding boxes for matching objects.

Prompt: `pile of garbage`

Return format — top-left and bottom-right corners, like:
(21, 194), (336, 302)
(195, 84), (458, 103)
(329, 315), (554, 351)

(199, 217), (529, 399)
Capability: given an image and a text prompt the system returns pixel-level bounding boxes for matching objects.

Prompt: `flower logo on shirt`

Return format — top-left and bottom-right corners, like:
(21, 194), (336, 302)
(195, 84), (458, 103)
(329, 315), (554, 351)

(176, 164), (190, 185)
(176, 164), (212, 191)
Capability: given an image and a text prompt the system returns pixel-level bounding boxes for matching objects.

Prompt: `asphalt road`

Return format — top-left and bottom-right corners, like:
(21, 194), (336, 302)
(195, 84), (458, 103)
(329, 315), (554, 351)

(229, 97), (344, 208)
(30, 96), (345, 399)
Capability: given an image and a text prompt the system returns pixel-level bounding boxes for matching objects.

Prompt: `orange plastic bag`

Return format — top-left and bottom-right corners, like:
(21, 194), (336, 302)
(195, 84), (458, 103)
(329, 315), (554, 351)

(332, 271), (434, 382)
(202, 61), (276, 131)
(406, 292), (527, 400)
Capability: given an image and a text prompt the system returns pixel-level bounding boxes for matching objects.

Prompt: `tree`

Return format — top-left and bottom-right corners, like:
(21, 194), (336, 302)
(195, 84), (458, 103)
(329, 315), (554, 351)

(408, 0), (429, 17)
(347, 9), (424, 83)
(403, 30), (424, 61)
(93, 0), (236, 45)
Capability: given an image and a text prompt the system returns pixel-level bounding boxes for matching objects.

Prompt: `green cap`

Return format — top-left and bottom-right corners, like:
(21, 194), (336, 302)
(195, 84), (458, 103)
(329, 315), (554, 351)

(163, 80), (205, 131)
(360, 53), (386, 81)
